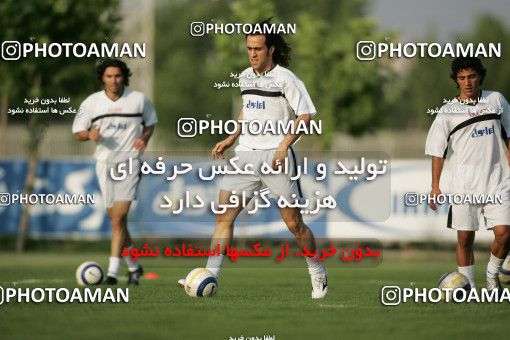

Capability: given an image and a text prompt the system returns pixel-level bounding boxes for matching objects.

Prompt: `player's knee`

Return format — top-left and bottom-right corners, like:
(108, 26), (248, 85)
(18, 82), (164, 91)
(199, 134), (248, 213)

(215, 219), (234, 232)
(457, 233), (474, 248)
(286, 220), (304, 235)
(494, 229), (510, 246)
(110, 215), (126, 228)
(216, 214), (232, 224)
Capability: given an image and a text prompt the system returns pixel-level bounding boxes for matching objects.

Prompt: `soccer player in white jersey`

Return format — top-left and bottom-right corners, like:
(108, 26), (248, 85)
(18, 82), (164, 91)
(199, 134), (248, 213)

(425, 57), (510, 291)
(179, 21), (327, 299)
(72, 59), (158, 285)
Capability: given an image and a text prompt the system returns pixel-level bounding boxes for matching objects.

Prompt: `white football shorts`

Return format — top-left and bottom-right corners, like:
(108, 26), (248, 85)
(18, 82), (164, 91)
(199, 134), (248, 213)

(219, 147), (302, 201)
(447, 192), (510, 230)
(96, 159), (140, 209)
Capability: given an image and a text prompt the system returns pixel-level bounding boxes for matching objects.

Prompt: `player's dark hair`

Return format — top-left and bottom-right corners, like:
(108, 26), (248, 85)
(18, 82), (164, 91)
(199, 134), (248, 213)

(246, 17), (292, 67)
(96, 58), (132, 86)
(450, 57), (486, 86)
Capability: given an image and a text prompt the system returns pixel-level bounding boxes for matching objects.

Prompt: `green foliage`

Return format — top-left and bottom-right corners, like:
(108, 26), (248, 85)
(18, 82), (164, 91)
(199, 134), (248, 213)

(292, 11), (391, 145)
(461, 14), (510, 97)
(217, 0), (392, 147)
(0, 0), (120, 123)
(385, 14), (510, 130)
(0, 0), (120, 251)
(215, 0), (276, 73)
(154, 0), (233, 148)
(154, 0), (390, 148)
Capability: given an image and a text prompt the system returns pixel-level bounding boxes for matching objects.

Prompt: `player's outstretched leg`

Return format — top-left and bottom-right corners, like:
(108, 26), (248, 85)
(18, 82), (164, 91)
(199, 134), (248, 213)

(487, 226), (510, 290)
(456, 230), (476, 289)
(279, 207), (327, 299)
(178, 190), (245, 287)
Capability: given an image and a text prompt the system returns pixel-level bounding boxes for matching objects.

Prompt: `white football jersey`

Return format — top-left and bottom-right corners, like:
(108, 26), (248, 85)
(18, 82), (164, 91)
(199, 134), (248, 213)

(425, 90), (510, 195)
(72, 88), (157, 162)
(237, 64), (316, 150)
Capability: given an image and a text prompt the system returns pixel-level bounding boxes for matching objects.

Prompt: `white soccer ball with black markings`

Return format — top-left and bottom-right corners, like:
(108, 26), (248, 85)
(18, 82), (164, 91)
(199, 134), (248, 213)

(437, 272), (471, 299)
(184, 268), (218, 297)
(76, 261), (104, 286)
(499, 256), (510, 284)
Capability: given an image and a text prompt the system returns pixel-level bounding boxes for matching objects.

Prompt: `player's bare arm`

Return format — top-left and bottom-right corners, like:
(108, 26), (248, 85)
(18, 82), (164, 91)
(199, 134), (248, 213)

(74, 128), (100, 142)
(430, 156), (445, 211)
(272, 113), (312, 170)
(212, 111), (244, 160)
(133, 124), (155, 150)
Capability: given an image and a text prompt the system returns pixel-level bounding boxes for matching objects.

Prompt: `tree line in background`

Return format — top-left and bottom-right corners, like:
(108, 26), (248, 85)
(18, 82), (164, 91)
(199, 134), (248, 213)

(154, 0), (510, 148)
(154, 0), (389, 148)
(1, 0), (509, 251)
(387, 14), (510, 131)
(1, 0), (510, 150)
(0, 0), (120, 251)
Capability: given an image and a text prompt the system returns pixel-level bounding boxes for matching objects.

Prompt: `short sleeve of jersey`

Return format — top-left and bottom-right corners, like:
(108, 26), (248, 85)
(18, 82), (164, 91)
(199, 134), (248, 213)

(283, 75), (316, 116)
(498, 93), (510, 138)
(72, 99), (92, 133)
(425, 112), (450, 158)
(142, 95), (158, 126)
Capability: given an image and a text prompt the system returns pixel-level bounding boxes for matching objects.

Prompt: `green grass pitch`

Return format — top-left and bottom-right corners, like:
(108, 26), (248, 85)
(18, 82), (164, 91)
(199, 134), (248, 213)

(0, 251), (507, 340)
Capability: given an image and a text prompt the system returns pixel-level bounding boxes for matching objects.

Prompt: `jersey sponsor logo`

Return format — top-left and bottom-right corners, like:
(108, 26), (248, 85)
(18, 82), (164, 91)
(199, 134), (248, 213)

(246, 99), (266, 110)
(468, 107), (501, 118)
(106, 122), (128, 130)
(108, 106), (124, 113)
(471, 125), (494, 138)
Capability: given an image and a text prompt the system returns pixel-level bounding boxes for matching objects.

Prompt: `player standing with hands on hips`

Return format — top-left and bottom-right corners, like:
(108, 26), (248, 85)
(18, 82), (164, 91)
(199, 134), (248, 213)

(179, 19), (328, 299)
(73, 58), (158, 285)
(425, 57), (510, 291)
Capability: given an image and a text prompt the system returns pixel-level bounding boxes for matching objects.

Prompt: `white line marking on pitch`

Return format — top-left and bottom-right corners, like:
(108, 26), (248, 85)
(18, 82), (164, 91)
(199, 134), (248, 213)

(319, 304), (351, 308)
(9, 279), (65, 286)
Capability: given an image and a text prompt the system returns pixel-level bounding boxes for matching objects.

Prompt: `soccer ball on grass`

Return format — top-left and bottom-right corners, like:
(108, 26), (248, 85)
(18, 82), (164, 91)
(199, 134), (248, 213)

(499, 256), (510, 284)
(184, 268), (218, 297)
(76, 261), (104, 286)
(437, 272), (471, 299)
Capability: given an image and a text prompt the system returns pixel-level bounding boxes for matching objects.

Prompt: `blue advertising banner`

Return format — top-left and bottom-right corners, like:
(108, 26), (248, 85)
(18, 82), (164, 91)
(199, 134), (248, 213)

(0, 157), (392, 239)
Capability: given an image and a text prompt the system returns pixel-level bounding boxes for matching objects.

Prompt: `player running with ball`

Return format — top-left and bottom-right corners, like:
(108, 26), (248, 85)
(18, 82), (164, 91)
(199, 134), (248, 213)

(179, 20), (327, 298)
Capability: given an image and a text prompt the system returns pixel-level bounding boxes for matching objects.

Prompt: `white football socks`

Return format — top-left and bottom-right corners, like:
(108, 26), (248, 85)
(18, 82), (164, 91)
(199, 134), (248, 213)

(458, 265), (476, 289)
(305, 254), (325, 276)
(123, 246), (141, 272)
(487, 253), (504, 279)
(206, 254), (225, 278)
(108, 257), (121, 278)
